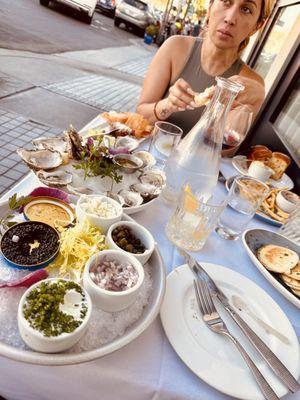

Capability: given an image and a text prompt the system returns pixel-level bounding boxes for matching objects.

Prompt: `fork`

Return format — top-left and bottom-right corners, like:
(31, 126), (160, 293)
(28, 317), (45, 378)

(193, 279), (280, 400)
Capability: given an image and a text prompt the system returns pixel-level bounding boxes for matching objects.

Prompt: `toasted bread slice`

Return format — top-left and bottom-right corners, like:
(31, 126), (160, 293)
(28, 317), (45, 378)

(257, 244), (299, 273)
(267, 152), (291, 180)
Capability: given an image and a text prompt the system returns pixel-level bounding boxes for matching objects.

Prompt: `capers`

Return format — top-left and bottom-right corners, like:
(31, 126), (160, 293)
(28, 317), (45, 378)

(112, 226), (146, 254)
(23, 280), (87, 337)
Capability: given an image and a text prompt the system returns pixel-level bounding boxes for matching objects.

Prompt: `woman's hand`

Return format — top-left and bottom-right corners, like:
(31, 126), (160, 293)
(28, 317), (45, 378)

(167, 78), (197, 112)
(229, 75), (265, 115)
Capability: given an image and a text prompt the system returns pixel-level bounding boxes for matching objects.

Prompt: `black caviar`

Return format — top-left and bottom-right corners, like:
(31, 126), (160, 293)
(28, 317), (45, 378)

(1, 221), (59, 266)
(112, 225), (146, 254)
(23, 280), (87, 337)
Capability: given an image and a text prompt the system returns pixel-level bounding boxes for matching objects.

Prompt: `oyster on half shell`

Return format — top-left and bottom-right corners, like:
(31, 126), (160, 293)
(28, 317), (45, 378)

(139, 169), (166, 188)
(36, 170), (73, 187)
(134, 151), (156, 169)
(118, 190), (143, 207)
(17, 148), (63, 170)
(32, 136), (68, 154)
(105, 191), (125, 206)
(115, 136), (139, 152)
(130, 182), (161, 200)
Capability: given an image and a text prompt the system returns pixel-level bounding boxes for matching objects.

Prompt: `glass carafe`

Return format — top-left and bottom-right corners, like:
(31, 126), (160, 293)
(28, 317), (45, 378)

(162, 76), (244, 203)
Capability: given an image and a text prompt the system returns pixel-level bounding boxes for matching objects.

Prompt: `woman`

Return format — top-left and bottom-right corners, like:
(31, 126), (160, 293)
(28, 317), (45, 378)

(137, 0), (274, 149)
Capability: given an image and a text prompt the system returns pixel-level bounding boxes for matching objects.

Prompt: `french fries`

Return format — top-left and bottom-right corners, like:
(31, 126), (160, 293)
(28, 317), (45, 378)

(260, 188), (290, 222)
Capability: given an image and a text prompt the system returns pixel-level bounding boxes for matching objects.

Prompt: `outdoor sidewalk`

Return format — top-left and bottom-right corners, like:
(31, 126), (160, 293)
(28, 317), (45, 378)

(0, 41), (156, 196)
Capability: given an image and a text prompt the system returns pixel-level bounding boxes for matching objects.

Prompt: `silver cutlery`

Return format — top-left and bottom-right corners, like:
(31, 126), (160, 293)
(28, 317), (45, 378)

(180, 249), (300, 394)
(231, 295), (290, 345)
(193, 279), (279, 400)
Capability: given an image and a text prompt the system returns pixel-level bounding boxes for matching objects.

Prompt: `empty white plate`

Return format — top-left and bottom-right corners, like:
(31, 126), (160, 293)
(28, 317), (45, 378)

(160, 263), (300, 399)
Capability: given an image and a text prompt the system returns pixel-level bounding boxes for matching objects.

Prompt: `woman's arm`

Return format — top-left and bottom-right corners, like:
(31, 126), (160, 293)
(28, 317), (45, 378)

(136, 36), (196, 123)
(222, 67), (265, 157)
(230, 65), (265, 119)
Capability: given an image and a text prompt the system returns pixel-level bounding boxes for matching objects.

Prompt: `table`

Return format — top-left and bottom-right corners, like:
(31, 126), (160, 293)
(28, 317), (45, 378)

(0, 161), (299, 400)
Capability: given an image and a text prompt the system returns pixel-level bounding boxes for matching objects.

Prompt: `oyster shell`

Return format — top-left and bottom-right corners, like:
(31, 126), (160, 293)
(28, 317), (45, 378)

(115, 136), (139, 152)
(66, 185), (96, 196)
(36, 170), (73, 187)
(64, 125), (84, 160)
(130, 183), (161, 200)
(105, 191), (125, 206)
(134, 151), (156, 169)
(17, 148), (63, 170)
(118, 190), (143, 207)
(139, 169), (166, 188)
(32, 136), (68, 154)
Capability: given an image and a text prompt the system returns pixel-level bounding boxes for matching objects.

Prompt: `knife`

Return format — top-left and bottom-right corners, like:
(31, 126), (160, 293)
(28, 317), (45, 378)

(180, 250), (300, 394)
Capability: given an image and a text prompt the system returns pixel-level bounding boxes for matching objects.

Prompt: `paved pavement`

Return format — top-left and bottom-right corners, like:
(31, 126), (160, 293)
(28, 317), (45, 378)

(0, 45), (155, 196)
(0, 108), (62, 196)
(43, 73), (141, 112)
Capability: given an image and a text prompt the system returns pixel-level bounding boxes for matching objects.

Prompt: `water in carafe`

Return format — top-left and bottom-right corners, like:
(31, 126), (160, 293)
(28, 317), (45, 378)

(162, 77), (244, 203)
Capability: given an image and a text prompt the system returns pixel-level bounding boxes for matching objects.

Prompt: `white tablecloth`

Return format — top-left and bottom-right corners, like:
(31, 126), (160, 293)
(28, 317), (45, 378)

(0, 161), (299, 400)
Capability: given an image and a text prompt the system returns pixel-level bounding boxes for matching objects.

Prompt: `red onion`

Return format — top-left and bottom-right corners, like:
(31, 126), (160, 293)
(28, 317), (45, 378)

(0, 269), (48, 288)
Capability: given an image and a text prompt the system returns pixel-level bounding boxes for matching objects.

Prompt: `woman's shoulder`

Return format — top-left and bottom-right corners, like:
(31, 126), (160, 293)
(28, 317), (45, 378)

(162, 35), (196, 54)
(240, 63), (265, 87)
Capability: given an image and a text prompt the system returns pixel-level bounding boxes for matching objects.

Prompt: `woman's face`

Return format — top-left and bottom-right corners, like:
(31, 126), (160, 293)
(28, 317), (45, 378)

(208, 0), (262, 50)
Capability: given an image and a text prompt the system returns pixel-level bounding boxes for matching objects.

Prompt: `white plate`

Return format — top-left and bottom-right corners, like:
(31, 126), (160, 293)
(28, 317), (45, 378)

(0, 199), (166, 365)
(160, 263), (300, 400)
(225, 176), (283, 227)
(232, 155), (294, 190)
(243, 228), (300, 309)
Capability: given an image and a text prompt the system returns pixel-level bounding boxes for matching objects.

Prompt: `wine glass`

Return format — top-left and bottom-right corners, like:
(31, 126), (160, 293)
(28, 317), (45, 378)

(223, 104), (253, 149)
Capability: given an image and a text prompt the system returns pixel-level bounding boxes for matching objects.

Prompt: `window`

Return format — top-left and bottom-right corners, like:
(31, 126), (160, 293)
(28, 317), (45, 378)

(253, 3), (300, 79)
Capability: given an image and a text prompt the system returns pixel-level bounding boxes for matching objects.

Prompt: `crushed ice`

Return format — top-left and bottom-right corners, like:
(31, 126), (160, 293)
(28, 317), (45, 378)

(0, 264), (153, 353)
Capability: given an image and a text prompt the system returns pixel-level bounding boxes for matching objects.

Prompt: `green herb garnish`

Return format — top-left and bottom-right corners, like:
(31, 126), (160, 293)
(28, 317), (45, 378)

(23, 280), (88, 337)
(0, 194), (33, 231)
(73, 141), (123, 184)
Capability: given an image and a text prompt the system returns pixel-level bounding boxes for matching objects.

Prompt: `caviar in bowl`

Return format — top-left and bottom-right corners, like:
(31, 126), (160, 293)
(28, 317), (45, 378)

(83, 249), (144, 312)
(18, 278), (92, 353)
(0, 221), (60, 270)
(106, 221), (155, 265)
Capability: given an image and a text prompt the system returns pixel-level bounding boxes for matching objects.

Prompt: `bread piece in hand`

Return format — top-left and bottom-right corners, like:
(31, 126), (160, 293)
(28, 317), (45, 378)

(266, 152), (291, 180)
(194, 86), (215, 107)
(257, 244), (299, 273)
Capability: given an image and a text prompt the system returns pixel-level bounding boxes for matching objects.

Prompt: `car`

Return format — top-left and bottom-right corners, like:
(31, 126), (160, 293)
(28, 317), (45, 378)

(39, 0), (97, 24)
(114, 0), (149, 36)
(96, 0), (116, 17)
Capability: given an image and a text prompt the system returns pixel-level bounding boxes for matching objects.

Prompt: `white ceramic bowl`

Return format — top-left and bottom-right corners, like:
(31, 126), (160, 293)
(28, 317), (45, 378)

(106, 221), (155, 265)
(18, 278), (92, 353)
(83, 249), (144, 312)
(248, 161), (274, 182)
(76, 194), (123, 233)
(276, 190), (299, 213)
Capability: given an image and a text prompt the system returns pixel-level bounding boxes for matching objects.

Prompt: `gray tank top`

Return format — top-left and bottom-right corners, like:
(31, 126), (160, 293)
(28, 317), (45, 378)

(164, 38), (244, 136)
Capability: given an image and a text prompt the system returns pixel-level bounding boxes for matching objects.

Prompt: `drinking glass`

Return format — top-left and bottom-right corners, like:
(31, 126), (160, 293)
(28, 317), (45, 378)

(279, 202), (300, 245)
(216, 175), (269, 240)
(165, 184), (227, 251)
(149, 121), (183, 169)
(223, 104), (253, 149)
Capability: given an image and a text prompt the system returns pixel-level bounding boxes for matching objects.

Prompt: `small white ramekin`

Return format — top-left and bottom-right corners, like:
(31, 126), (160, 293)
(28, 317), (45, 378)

(18, 278), (92, 353)
(83, 249), (144, 312)
(276, 190), (299, 213)
(248, 161), (274, 182)
(76, 194), (123, 233)
(106, 221), (155, 265)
